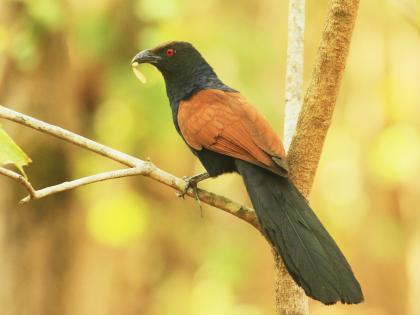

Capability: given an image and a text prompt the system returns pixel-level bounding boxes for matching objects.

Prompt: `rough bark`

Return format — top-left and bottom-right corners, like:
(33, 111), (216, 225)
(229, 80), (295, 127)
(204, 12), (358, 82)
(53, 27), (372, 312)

(275, 0), (360, 314)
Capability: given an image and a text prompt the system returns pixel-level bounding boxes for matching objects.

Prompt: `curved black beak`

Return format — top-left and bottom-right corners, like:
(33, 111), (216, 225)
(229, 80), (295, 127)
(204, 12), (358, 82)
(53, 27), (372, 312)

(131, 49), (161, 66)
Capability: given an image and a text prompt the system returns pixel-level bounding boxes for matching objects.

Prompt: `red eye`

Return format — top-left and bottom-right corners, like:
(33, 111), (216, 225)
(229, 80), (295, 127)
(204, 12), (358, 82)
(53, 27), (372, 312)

(166, 48), (175, 57)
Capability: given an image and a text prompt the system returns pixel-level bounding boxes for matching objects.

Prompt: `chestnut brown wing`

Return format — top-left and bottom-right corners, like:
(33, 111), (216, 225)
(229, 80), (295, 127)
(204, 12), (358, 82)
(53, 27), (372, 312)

(178, 89), (288, 175)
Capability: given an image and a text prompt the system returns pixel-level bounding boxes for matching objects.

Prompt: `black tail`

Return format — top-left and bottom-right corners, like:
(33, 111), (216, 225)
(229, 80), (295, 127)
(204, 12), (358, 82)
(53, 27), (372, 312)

(235, 160), (363, 305)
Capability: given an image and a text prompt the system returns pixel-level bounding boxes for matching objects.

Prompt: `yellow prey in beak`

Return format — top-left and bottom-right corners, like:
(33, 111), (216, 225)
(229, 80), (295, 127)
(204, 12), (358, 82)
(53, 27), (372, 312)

(131, 61), (147, 84)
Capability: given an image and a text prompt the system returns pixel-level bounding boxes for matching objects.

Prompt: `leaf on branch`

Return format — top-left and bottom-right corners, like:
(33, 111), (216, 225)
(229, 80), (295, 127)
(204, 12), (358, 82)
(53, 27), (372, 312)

(0, 125), (32, 177)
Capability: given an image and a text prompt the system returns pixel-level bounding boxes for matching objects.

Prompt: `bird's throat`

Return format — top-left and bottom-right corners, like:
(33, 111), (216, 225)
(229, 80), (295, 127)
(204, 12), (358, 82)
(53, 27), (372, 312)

(163, 63), (221, 103)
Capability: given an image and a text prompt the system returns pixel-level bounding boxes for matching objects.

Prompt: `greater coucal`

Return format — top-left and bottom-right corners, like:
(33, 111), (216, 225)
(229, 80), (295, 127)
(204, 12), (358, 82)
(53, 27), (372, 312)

(131, 41), (363, 305)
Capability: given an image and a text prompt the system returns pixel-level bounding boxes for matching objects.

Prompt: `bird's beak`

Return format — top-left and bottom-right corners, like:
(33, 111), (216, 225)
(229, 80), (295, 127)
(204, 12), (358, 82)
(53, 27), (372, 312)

(131, 49), (161, 84)
(131, 49), (161, 66)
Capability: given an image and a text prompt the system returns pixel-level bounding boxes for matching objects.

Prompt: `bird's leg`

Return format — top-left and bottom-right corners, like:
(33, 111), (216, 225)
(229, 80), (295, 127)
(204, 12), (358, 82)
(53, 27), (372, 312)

(178, 172), (210, 199)
(177, 172), (210, 199)
(177, 172), (210, 215)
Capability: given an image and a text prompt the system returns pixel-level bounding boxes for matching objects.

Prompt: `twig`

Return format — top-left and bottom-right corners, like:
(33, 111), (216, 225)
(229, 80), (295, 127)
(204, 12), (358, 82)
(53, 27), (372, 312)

(0, 105), (142, 167)
(284, 0), (305, 152)
(19, 167), (150, 204)
(0, 166), (36, 198)
(0, 105), (259, 229)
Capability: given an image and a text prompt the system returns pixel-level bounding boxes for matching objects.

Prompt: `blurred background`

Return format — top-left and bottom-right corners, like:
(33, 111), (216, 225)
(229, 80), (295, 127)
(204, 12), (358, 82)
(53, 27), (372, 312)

(0, 0), (419, 314)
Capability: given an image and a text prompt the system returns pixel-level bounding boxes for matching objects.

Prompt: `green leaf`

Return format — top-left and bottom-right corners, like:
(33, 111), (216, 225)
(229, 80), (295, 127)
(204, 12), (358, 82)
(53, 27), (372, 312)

(0, 125), (31, 176)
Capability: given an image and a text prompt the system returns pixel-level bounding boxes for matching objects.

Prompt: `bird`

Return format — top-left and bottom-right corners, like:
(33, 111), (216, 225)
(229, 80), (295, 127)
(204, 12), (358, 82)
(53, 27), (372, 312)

(131, 41), (363, 305)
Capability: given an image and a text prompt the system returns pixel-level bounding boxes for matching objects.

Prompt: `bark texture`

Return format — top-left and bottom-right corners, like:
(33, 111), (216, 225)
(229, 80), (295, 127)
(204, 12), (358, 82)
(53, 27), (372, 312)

(275, 0), (360, 314)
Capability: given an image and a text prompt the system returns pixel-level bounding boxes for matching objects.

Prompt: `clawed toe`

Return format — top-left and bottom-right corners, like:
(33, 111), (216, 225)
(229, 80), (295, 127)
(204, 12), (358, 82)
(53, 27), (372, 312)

(177, 176), (197, 199)
(177, 173), (210, 215)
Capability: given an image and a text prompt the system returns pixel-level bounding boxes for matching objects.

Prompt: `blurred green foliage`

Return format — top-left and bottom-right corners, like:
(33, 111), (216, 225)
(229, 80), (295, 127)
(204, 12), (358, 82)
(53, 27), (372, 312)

(87, 190), (149, 246)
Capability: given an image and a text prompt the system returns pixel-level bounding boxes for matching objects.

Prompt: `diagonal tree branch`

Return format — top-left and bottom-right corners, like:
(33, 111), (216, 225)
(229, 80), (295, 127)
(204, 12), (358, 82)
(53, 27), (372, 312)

(0, 105), (259, 229)
(0, 106), (144, 167)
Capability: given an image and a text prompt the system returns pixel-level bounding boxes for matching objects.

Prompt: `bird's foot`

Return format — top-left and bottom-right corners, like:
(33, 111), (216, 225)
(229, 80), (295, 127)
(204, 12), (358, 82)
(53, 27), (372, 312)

(177, 173), (210, 215)
(177, 172), (210, 199)
(177, 176), (197, 199)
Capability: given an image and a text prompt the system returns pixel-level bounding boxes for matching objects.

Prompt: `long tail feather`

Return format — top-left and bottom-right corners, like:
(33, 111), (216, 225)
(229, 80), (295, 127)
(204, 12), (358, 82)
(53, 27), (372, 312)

(235, 160), (363, 304)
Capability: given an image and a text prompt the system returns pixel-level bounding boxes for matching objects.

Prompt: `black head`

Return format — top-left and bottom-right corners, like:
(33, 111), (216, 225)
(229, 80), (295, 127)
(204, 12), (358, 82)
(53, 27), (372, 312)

(132, 41), (234, 103)
(132, 41), (203, 74)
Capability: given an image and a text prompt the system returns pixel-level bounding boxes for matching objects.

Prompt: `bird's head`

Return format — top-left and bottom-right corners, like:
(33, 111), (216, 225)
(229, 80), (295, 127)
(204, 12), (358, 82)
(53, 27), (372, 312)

(131, 41), (209, 81)
(131, 41), (229, 102)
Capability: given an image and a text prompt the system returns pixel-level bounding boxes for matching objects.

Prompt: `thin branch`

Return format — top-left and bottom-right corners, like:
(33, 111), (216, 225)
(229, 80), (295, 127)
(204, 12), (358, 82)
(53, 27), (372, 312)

(284, 0), (305, 152)
(19, 167), (150, 204)
(0, 106), (142, 167)
(0, 166), (36, 198)
(277, 0), (308, 314)
(0, 105), (259, 229)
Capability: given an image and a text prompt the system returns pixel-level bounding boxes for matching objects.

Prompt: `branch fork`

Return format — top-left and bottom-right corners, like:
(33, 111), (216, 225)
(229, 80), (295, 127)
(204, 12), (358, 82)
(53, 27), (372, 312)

(0, 105), (258, 228)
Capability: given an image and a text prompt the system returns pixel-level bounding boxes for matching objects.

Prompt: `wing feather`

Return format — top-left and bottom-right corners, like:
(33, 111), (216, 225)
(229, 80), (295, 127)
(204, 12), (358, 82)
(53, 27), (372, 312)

(178, 89), (288, 175)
